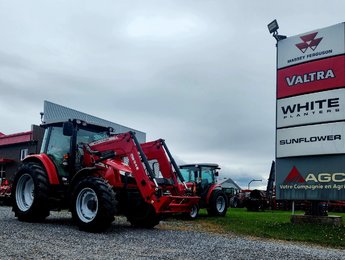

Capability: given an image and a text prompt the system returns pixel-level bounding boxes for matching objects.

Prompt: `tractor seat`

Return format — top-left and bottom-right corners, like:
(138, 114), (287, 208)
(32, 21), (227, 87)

(201, 179), (209, 189)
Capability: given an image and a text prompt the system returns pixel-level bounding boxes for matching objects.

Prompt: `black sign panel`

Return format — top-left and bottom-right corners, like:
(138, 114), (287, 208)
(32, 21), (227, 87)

(276, 155), (345, 200)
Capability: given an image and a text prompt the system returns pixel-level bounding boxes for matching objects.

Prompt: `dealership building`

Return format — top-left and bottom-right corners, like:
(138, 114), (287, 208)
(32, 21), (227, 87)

(0, 101), (146, 182)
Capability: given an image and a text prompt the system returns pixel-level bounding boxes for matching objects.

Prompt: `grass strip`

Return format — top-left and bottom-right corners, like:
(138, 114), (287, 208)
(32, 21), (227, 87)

(194, 208), (345, 248)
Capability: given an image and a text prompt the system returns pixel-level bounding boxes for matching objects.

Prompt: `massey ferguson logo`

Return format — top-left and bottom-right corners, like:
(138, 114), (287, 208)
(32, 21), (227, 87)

(295, 32), (323, 53)
(286, 30), (333, 65)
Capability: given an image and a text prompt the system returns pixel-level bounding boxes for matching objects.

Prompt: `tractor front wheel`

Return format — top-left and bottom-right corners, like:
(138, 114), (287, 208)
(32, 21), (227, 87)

(126, 201), (160, 228)
(12, 162), (50, 222)
(71, 176), (117, 232)
(183, 204), (199, 219)
(207, 190), (228, 217)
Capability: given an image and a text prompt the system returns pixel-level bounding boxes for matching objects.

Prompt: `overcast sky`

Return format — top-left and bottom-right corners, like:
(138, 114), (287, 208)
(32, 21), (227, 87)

(1, 0), (344, 189)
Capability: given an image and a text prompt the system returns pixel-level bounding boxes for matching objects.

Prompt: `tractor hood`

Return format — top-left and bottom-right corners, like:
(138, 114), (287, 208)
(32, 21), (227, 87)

(105, 160), (132, 173)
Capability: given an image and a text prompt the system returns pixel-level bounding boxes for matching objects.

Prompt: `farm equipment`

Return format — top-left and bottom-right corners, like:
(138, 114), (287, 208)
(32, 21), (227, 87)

(240, 161), (273, 211)
(230, 189), (251, 208)
(179, 163), (228, 219)
(11, 119), (199, 231)
(0, 178), (12, 206)
(245, 189), (269, 211)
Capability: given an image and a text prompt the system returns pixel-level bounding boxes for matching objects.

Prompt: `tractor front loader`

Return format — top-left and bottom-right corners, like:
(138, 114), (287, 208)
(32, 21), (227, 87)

(12, 119), (199, 232)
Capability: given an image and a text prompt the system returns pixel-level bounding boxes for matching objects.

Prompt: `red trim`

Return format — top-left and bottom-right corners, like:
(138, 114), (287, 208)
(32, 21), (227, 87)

(0, 158), (14, 163)
(23, 154), (60, 185)
(277, 55), (345, 98)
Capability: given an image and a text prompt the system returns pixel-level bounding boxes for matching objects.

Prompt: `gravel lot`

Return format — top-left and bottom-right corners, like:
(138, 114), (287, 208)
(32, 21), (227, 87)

(1, 206), (345, 259)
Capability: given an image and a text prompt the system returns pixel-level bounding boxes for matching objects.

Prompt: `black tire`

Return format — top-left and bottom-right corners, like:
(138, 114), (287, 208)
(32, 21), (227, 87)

(71, 176), (117, 232)
(126, 200), (160, 228)
(207, 190), (228, 217)
(12, 162), (50, 222)
(183, 204), (199, 220)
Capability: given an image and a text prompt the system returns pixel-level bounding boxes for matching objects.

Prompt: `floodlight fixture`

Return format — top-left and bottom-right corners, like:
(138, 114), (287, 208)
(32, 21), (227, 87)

(40, 112), (45, 123)
(268, 19), (279, 34)
(267, 19), (287, 42)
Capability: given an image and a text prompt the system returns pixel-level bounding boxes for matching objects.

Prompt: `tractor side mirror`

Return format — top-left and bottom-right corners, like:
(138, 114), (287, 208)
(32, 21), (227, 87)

(63, 122), (74, 136)
(215, 171), (219, 177)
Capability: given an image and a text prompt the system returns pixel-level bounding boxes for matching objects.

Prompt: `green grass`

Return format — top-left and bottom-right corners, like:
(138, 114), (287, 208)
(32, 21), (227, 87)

(195, 208), (345, 248)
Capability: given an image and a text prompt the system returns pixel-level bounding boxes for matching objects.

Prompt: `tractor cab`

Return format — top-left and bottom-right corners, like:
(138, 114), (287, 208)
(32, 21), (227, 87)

(180, 163), (220, 193)
(179, 163), (228, 217)
(40, 119), (113, 179)
(180, 163), (220, 203)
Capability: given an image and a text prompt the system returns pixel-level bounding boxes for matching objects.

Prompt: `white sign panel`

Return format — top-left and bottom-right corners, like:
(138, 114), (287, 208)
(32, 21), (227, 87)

(277, 22), (345, 69)
(276, 122), (345, 158)
(277, 88), (345, 128)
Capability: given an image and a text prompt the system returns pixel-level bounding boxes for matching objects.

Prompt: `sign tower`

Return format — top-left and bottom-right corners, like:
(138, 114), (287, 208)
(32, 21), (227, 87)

(274, 22), (345, 201)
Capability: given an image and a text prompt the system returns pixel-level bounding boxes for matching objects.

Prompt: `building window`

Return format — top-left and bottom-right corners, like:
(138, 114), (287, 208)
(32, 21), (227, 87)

(0, 165), (5, 178)
(20, 148), (29, 161)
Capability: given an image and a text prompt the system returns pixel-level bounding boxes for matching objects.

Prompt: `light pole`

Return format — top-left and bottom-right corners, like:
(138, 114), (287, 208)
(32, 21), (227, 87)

(267, 19), (286, 205)
(248, 179), (262, 190)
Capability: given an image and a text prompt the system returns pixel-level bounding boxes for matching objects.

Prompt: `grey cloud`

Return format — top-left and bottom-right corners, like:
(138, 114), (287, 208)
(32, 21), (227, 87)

(0, 0), (344, 189)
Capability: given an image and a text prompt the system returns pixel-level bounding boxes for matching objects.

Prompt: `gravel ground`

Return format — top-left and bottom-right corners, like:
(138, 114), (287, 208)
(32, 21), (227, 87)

(0, 206), (345, 259)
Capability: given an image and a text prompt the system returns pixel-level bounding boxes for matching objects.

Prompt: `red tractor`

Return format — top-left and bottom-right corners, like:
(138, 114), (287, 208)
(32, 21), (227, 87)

(179, 163), (228, 219)
(11, 119), (199, 232)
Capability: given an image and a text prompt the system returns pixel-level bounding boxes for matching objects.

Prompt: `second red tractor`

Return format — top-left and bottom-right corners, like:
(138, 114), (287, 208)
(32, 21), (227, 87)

(179, 163), (228, 219)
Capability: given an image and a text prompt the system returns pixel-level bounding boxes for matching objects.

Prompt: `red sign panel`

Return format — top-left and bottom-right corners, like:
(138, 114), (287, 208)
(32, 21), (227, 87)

(277, 55), (345, 98)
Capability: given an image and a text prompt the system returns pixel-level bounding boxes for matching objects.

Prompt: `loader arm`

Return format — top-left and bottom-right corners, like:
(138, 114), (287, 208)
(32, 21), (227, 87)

(85, 132), (159, 203)
(84, 132), (199, 214)
(141, 139), (187, 194)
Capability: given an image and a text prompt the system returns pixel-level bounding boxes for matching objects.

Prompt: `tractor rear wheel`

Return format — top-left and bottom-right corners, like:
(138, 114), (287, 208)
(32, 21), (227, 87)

(207, 190), (228, 216)
(71, 176), (117, 232)
(12, 162), (50, 222)
(126, 201), (160, 228)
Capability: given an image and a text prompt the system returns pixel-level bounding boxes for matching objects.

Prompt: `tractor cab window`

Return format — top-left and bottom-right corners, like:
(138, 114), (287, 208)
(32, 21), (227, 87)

(75, 128), (110, 169)
(45, 126), (71, 177)
(200, 167), (215, 187)
(148, 159), (162, 178)
(75, 128), (110, 154)
(179, 168), (196, 182)
(76, 128), (109, 145)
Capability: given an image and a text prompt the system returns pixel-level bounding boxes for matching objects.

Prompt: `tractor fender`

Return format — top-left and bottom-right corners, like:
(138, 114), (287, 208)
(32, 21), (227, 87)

(70, 167), (99, 189)
(205, 184), (222, 205)
(70, 165), (118, 189)
(23, 154), (60, 185)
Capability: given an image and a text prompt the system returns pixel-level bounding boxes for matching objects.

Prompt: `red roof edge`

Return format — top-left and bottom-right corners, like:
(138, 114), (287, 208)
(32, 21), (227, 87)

(0, 131), (33, 146)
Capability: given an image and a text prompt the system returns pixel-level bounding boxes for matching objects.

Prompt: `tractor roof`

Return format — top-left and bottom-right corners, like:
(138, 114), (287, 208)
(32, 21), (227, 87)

(179, 163), (220, 169)
(40, 119), (113, 133)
